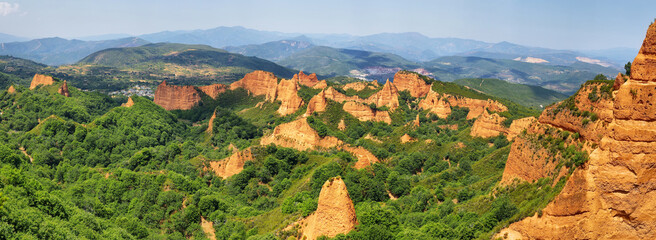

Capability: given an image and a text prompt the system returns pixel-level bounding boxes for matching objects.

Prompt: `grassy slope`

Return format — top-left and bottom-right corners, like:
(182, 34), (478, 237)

(453, 78), (568, 109)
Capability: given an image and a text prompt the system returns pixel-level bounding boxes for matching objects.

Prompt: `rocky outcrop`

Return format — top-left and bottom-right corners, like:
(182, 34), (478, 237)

(206, 110), (216, 133)
(198, 84), (227, 99)
(58, 81), (70, 97)
(154, 81), (202, 110)
(30, 74), (55, 89)
(470, 110), (507, 138)
(208, 148), (253, 179)
(338, 119), (346, 130)
(230, 70), (279, 101)
(343, 102), (391, 124)
(418, 88), (507, 119)
(500, 23), (656, 240)
(400, 134), (415, 143)
(500, 121), (562, 185)
(260, 118), (342, 151)
(305, 90), (328, 116)
(323, 87), (361, 103)
(366, 80), (400, 109)
(447, 95), (508, 119)
(122, 97), (135, 107)
(506, 117), (536, 140)
(292, 71), (320, 87)
(614, 72), (626, 90)
(419, 90), (452, 118)
(298, 177), (357, 240)
(345, 146), (379, 169)
(7, 85), (16, 94)
(275, 79), (305, 116)
(393, 71), (431, 98)
(343, 82), (375, 91)
(261, 118), (379, 168)
(313, 80), (327, 89)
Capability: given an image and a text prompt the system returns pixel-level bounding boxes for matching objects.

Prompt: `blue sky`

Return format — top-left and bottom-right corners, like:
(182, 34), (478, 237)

(0, 0), (653, 50)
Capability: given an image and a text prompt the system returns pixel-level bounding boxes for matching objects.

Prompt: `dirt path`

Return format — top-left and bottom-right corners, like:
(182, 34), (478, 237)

(201, 217), (216, 240)
(19, 147), (33, 163)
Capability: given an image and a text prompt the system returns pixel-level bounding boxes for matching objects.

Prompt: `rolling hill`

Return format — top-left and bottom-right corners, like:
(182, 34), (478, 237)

(224, 39), (314, 61)
(453, 78), (568, 108)
(0, 37), (148, 65)
(53, 43), (295, 91)
(277, 46), (421, 80)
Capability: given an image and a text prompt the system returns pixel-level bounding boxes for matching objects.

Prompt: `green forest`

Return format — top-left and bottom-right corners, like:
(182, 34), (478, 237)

(0, 71), (580, 240)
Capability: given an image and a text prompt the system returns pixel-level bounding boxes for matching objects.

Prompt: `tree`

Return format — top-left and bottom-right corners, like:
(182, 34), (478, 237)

(625, 61), (632, 76)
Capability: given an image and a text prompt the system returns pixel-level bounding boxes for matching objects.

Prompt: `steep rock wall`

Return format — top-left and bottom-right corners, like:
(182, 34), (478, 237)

(30, 74), (55, 89)
(208, 148), (253, 179)
(298, 177), (358, 240)
(198, 84), (227, 99)
(275, 79), (304, 116)
(393, 71), (431, 98)
(470, 110), (507, 138)
(154, 81), (202, 110)
(230, 70), (279, 101)
(343, 101), (391, 124)
(292, 71), (320, 87)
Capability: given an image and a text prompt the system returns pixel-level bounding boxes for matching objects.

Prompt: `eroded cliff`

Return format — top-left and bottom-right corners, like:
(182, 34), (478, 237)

(296, 177), (358, 240)
(393, 71), (431, 98)
(30, 74), (55, 89)
(153, 81), (202, 110)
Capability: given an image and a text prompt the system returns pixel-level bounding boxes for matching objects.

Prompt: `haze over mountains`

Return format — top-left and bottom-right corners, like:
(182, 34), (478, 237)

(0, 26), (630, 93)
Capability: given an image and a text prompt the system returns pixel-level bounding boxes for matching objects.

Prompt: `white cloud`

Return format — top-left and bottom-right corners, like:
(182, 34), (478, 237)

(0, 2), (19, 16)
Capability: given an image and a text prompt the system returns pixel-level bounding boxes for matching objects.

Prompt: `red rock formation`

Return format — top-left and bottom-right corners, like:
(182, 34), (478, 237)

(470, 110), (507, 138)
(292, 71), (320, 87)
(208, 147), (253, 179)
(275, 79), (305, 116)
(338, 119), (346, 130)
(342, 101), (391, 124)
(366, 79), (399, 109)
(343, 82), (374, 91)
(206, 110), (216, 133)
(298, 177), (357, 240)
(323, 87), (361, 103)
(499, 23), (656, 240)
(506, 117), (536, 141)
(230, 70), (279, 100)
(7, 85), (16, 94)
(345, 146), (379, 169)
(30, 74), (55, 89)
(393, 71), (431, 98)
(446, 95), (507, 119)
(312, 80), (327, 89)
(400, 134), (415, 143)
(122, 96), (135, 107)
(614, 72), (626, 90)
(154, 81), (202, 110)
(306, 89), (328, 116)
(58, 81), (70, 97)
(198, 84), (227, 99)
(260, 118), (342, 151)
(418, 90), (452, 118)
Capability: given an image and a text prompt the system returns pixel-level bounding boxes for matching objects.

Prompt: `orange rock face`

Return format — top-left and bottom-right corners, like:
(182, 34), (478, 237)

(629, 22), (656, 82)
(342, 101), (391, 124)
(419, 90), (452, 118)
(614, 72), (626, 90)
(500, 121), (561, 185)
(7, 85), (16, 94)
(306, 89), (328, 116)
(418, 89), (507, 120)
(292, 71), (320, 87)
(260, 118), (342, 151)
(230, 70), (279, 101)
(208, 148), (253, 179)
(30, 74), (55, 89)
(366, 80), (400, 109)
(58, 81), (71, 97)
(198, 84), (227, 99)
(345, 146), (379, 169)
(122, 96), (135, 107)
(470, 110), (507, 138)
(343, 82), (375, 91)
(393, 71), (431, 98)
(312, 80), (328, 89)
(206, 110), (216, 133)
(154, 81), (202, 110)
(275, 79), (305, 116)
(506, 117), (536, 141)
(400, 134), (415, 143)
(500, 23), (656, 240)
(299, 177), (357, 240)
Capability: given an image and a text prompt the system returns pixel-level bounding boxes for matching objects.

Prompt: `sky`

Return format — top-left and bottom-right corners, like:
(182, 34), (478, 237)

(0, 0), (654, 50)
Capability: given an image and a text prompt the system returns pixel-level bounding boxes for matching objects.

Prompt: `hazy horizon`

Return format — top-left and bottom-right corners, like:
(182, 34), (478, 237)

(0, 0), (654, 51)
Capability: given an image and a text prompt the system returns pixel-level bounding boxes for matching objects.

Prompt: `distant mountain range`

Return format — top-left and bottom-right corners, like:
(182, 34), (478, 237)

(0, 37), (148, 65)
